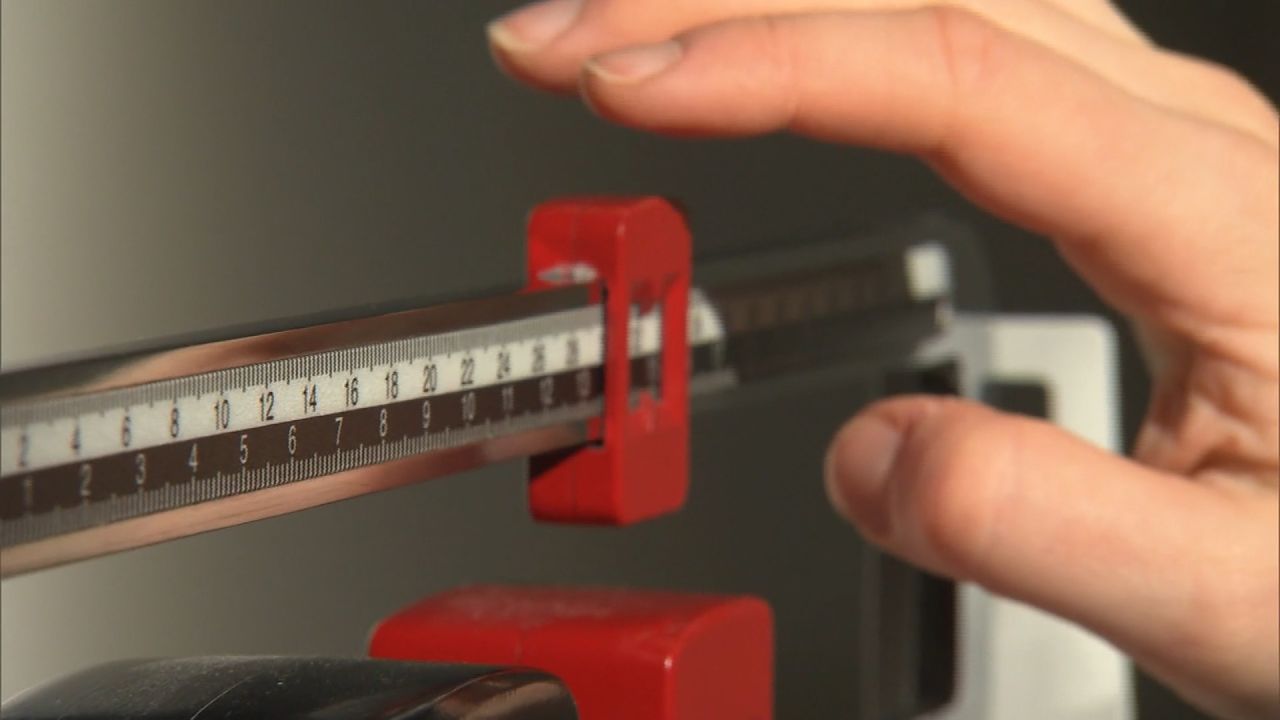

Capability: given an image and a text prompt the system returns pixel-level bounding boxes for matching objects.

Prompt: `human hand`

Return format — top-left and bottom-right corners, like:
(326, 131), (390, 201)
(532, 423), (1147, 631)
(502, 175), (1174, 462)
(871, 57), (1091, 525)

(484, 1), (1279, 717)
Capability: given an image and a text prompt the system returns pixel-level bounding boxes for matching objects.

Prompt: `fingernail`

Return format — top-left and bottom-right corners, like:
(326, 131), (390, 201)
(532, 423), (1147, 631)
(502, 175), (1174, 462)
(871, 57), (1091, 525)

(586, 40), (683, 83)
(488, 0), (582, 53)
(824, 414), (903, 538)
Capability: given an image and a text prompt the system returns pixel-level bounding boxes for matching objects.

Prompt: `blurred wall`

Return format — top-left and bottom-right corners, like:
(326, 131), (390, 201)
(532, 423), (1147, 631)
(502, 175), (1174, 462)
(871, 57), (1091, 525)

(2, 1), (1275, 717)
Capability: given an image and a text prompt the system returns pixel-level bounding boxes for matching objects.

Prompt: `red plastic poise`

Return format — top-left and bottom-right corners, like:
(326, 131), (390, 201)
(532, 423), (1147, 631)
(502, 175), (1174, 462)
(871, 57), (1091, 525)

(369, 586), (774, 720)
(524, 197), (692, 525)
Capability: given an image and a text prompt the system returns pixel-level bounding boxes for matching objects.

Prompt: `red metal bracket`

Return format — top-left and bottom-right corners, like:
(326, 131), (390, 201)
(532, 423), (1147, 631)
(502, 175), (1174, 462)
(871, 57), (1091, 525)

(369, 586), (775, 720)
(524, 197), (691, 525)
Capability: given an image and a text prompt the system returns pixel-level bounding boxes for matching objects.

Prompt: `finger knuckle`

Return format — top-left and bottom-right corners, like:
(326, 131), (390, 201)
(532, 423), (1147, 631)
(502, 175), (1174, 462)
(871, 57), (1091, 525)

(754, 16), (803, 122)
(584, 0), (647, 25)
(1200, 65), (1276, 123)
(925, 5), (1008, 98)
(682, 15), (802, 130)
(905, 402), (1010, 572)
(1176, 519), (1279, 671)
(1157, 51), (1278, 126)
(1189, 58), (1260, 99)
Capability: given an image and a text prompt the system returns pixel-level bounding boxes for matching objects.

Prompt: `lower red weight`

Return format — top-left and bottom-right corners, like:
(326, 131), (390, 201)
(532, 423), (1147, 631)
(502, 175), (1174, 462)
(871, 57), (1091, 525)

(369, 585), (774, 720)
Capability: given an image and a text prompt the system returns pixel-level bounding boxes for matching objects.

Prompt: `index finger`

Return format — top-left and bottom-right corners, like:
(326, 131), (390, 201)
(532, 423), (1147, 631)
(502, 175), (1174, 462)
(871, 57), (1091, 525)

(578, 10), (1278, 367)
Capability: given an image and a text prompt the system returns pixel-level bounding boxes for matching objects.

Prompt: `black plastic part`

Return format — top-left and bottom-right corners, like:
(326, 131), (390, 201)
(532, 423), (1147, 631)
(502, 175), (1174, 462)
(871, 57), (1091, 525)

(860, 555), (959, 719)
(859, 362), (963, 719)
(0, 656), (578, 720)
(982, 381), (1051, 419)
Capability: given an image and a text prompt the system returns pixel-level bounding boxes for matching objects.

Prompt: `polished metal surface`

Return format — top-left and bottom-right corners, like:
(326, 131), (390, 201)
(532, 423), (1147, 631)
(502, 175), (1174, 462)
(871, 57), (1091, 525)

(0, 241), (940, 576)
(0, 657), (579, 719)
(431, 670), (579, 720)
(0, 419), (592, 578)
(0, 287), (591, 404)
(0, 286), (599, 575)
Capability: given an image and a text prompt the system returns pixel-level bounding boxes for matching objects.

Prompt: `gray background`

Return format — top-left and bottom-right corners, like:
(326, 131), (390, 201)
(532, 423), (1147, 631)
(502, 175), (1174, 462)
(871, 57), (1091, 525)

(2, 1), (1275, 717)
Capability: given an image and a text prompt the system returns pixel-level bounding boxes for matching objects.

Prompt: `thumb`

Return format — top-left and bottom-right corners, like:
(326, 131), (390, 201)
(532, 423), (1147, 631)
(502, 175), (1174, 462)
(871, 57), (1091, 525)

(824, 396), (1277, 717)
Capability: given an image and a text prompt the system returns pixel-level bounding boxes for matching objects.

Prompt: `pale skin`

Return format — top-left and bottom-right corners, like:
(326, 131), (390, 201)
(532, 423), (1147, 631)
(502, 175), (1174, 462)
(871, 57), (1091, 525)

(484, 1), (1279, 717)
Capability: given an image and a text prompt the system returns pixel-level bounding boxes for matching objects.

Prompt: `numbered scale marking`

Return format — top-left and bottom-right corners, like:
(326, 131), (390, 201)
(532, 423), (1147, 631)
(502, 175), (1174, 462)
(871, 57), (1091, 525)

(0, 299), (726, 550)
(1, 241), (951, 574)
